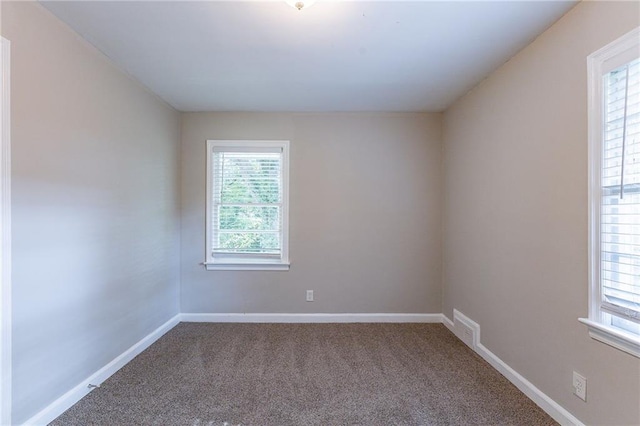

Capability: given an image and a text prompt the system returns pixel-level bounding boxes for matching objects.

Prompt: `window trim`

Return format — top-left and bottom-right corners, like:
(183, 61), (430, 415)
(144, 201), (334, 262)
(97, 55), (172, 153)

(204, 140), (290, 271)
(0, 36), (12, 426)
(580, 27), (640, 359)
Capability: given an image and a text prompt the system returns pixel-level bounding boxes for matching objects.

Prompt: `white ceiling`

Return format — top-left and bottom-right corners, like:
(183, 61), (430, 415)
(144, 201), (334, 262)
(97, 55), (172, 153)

(41, 0), (577, 112)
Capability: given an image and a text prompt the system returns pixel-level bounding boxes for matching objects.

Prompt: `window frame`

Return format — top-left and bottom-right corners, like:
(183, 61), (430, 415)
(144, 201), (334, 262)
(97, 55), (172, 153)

(580, 27), (640, 359)
(204, 140), (290, 271)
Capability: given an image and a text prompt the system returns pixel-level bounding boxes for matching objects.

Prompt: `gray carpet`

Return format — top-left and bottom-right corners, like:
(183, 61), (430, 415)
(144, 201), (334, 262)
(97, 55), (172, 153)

(50, 323), (557, 425)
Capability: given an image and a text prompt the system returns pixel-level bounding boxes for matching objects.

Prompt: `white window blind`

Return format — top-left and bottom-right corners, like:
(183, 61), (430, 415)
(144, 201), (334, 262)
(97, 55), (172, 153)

(212, 147), (283, 258)
(601, 57), (640, 324)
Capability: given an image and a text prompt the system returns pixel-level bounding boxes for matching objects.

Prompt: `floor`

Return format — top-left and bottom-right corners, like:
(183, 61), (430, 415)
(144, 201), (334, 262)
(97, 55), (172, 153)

(51, 323), (557, 425)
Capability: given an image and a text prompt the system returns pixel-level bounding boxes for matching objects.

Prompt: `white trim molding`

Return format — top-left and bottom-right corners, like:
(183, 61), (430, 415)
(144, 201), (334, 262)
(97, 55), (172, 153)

(205, 140), (290, 271)
(445, 310), (585, 426)
(578, 318), (640, 358)
(19, 312), (587, 426)
(441, 314), (454, 331)
(584, 26), (640, 359)
(181, 313), (444, 323)
(203, 261), (290, 271)
(0, 36), (11, 426)
(23, 315), (180, 426)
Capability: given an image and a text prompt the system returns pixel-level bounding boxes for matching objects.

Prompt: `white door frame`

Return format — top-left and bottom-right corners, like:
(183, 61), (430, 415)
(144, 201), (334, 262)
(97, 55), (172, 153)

(0, 36), (12, 426)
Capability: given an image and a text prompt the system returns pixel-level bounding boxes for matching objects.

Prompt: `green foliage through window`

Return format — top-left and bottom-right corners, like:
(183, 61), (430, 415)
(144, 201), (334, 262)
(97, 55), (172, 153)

(213, 152), (282, 255)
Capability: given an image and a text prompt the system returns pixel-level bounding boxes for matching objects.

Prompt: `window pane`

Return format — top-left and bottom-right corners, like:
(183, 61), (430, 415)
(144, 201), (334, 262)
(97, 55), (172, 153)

(601, 57), (640, 324)
(213, 152), (281, 204)
(209, 145), (286, 258)
(217, 206), (280, 231)
(216, 232), (280, 254)
(610, 313), (640, 334)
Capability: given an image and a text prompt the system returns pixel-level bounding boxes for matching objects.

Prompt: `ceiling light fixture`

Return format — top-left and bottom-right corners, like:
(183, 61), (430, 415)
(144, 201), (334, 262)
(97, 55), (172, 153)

(285, 0), (317, 11)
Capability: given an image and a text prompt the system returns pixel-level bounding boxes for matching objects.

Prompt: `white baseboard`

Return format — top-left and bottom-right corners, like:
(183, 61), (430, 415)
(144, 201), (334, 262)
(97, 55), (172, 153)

(180, 312), (444, 323)
(22, 311), (582, 426)
(445, 310), (584, 426)
(22, 314), (181, 426)
(441, 314), (455, 332)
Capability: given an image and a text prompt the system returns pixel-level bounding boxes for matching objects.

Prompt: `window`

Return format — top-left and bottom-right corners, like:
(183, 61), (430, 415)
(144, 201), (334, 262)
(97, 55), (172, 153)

(581, 28), (640, 358)
(205, 140), (290, 271)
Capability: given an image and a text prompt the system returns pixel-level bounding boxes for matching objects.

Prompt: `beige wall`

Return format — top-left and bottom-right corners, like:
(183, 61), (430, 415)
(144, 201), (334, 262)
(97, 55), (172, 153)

(181, 112), (442, 314)
(5, 0), (638, 423)
(442, 1), (640, 425)
(1, 2), (181, 423)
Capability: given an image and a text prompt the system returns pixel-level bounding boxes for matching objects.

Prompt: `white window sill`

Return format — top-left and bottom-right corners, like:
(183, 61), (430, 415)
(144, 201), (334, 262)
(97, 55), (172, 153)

(204, 261), (290, 271)
(579, 318), (640, 359)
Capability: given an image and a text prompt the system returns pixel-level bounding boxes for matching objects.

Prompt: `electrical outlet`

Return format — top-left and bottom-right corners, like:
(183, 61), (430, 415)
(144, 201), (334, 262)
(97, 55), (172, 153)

(306, 290), (314, 302)
(573, 371), (587, 401)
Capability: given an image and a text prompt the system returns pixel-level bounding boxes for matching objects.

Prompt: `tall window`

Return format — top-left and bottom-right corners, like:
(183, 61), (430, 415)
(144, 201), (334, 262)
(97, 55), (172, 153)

(582, 28), (640, 358)
(205, 140), (289, 271)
